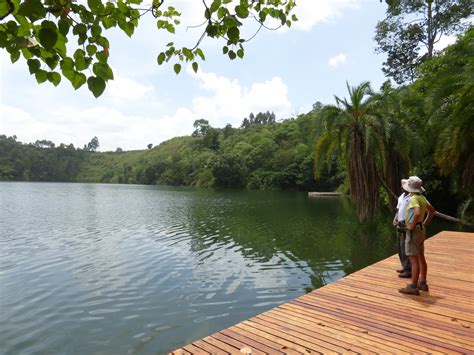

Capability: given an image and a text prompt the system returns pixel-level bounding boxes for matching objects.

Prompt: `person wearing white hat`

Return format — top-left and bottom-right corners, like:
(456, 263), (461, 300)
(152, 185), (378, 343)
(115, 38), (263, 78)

(398, 176), (436, 296)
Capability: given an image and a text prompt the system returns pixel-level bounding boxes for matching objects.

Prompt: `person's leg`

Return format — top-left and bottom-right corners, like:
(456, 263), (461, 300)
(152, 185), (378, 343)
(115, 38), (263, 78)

(400, 231), (412, 273)
(419, 253), (427, 281)
(399, 230), (420, 295)
(409, 255), (420, 285)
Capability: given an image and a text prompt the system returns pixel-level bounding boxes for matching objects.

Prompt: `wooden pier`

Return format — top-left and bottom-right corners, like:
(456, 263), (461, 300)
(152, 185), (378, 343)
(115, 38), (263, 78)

(171, 231), (474, 354)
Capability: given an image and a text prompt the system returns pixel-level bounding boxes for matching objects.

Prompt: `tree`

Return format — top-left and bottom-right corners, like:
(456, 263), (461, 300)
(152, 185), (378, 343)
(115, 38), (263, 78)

(313, 82), (382, 220)
(192, 119), (211, 137)
(86, 136), (99, 152)
(240, 111), (276, 128)
(375, 0), (473, 84)
(0, 0), (296, 97)
(147, 143), (153, 150)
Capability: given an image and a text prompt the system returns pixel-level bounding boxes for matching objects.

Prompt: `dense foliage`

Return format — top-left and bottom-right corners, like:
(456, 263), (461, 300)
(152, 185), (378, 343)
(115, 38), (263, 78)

(0, 110), (342, 192)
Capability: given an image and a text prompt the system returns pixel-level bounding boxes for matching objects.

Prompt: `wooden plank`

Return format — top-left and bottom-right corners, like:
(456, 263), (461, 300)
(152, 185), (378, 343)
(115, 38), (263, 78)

(192, 339), (231, 354)
(200, 336), (241, 354)
(306, 291), (474, 348)
(170, 231), (474, 354)
(221, 327), (287, 354)
(210, 332), (267, 355)
(235, 322), (313, 355)
(276, 304), (429, 354)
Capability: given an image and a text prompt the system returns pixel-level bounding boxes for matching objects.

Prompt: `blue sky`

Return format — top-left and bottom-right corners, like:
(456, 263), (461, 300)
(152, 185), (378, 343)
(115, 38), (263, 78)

(0, 1), (411, 151)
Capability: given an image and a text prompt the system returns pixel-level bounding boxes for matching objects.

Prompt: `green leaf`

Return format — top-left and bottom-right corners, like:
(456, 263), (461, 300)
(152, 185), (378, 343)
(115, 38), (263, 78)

(195, 48), (205, 61)
(17, 0), (46, 22)
(73, 24), (87, 35)
(0, 1), (13, 20)
(222, 46), (228, 54)
(192, 62), (198, 73)
(75, 57), (89, 71)
(235, 5), (249, 19)
(35, 69), (48, 83)
(88, 0), (104, 13)
(93, 62), (113, 80)
(91, 25), (102, 37)
(72, 72), (87, 90)
(182, 47), (193, 61)
(228, 50), (236, 60)
(58, 18), (70, 36)
(102, 16), (116, 29)
(11, 50), (21, 63)
(96, 50), (108, 63)
(173, 63), (181, 74)
(157, 52), (166, 65)
(210, 0), (221, 13)
(86, 44), (97, 55)
(227, 26), (240, 44)
(47, 71), (61, 86)
(279, 12), (286, 25)
(237, 49), (244, 59)
(27, 58), (41, 74)
(38, 28), (57, 50)
(87, 76), (106, 97)
(21, 48), (34, 59)
(45, 55), (59, 70)
(73, 49), (85, 60)
(217, 7), (228, 19)
(16, 15), (32, 37)
(165, 23), (175, 34)
(0, 32), (7, 48)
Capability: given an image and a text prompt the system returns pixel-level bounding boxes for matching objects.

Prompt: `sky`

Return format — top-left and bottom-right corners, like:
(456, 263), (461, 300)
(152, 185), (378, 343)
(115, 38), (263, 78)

(0, 0), (443, 152)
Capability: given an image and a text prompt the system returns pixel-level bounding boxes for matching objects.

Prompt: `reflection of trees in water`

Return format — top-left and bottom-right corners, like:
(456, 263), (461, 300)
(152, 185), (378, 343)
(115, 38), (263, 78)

(182, 190), (398, 290)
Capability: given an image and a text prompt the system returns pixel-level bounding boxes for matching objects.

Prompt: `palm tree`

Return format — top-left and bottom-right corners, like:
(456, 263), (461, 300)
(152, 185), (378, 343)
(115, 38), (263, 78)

(313, 81), (381, 220)
(370, 81), (421, 207)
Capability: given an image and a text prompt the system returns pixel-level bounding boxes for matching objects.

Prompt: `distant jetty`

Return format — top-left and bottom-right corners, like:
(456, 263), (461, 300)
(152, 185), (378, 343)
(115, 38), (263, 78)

(308, 192), (342, 197)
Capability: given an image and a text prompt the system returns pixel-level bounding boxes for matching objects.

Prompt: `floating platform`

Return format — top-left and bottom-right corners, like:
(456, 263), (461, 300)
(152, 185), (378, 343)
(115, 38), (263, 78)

(308, 192), (342, 197)
(171, 231), (474, 354)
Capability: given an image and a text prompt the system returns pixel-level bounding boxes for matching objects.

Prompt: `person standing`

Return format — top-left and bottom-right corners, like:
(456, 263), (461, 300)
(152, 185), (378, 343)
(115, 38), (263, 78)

(398, 176), (436, 295)
(393, 184), (411, 278)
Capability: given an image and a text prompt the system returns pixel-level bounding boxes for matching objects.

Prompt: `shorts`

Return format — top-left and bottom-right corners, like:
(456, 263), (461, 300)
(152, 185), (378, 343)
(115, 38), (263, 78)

(405, 226), (425, 256)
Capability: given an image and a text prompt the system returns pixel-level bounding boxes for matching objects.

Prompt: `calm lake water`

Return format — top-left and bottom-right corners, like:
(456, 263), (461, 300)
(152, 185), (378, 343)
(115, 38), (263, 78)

(0, 182), (459, 354)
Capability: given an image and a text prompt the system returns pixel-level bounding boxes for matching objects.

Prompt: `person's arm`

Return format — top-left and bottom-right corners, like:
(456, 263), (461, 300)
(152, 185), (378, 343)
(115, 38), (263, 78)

(393, 210), (399, 226)
(423, 204), (436, 226)
(407, 207), (420, 230)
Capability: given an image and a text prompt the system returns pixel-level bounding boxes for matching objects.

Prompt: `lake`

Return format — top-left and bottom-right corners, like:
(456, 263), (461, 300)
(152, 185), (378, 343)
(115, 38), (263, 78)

(0, 182), (457, 354)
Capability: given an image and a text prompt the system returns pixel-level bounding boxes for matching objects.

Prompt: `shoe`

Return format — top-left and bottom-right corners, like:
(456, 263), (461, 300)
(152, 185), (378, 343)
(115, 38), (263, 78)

(396, 269), (404, 273)
(399, 284), (420, 295)
(418, 282), (429, 292)
(398, 272), (412, 278)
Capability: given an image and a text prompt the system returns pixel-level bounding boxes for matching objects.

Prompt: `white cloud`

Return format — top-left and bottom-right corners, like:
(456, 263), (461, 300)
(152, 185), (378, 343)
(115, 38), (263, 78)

(189, 67), (292, 127)
(291, 0), (360, 31)
(106, 75), (154, 103)
(328, 53), (347, 69)
(0, 103), (195, 151)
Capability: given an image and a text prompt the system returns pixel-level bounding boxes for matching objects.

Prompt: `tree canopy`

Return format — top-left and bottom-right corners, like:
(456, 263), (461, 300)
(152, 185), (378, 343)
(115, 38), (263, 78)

(0, 0), (296, 97)
(375, 0), (473, 84)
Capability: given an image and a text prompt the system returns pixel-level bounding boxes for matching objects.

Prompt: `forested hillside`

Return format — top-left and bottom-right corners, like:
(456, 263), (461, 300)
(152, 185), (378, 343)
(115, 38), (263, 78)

(0, 109), (341, 191)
